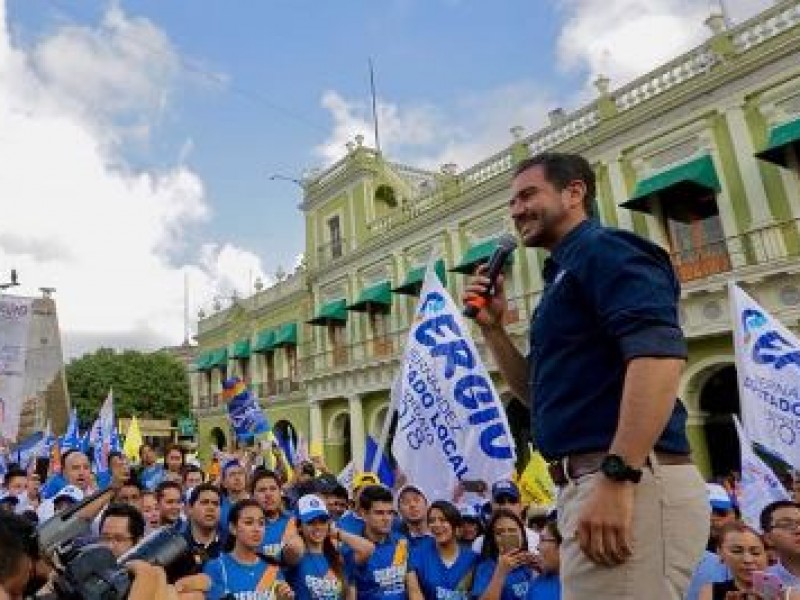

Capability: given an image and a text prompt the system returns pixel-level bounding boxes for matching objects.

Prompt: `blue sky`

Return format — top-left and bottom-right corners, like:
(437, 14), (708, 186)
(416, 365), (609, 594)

(0, 0), (769, 356)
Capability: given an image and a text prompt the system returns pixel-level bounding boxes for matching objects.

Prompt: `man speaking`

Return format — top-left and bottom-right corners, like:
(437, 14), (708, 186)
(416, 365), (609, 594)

(465, 152), (708, 599)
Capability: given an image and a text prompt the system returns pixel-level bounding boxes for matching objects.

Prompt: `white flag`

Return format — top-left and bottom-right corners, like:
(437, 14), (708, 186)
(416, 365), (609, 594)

(734, 415), (790, 531)
(0, 296), (34, 442)
(729, 282), (800, 468)
(92, 389), (114, 471)
(391, 262), (516, 502)
(337, 460), (355, 491)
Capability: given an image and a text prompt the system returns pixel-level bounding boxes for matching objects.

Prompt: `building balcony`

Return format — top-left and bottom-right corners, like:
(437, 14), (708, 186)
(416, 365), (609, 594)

(316, 238), (351, 268)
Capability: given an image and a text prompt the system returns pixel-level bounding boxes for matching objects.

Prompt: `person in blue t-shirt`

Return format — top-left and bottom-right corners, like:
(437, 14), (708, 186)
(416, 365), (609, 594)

(203, 499), (294, 600)
(283, 493), (375, 600)
(219, 459), (250, 531)
(337, 472), (380, 535)
(472, 509), (537, 600)
(137, 444), (165, 491)
(396, 485), (434, 552)
(526, 521), (561, 600)
(251, 469), (294, 559)
(342, 484), (409, 600)
(406, 500), (478, 600)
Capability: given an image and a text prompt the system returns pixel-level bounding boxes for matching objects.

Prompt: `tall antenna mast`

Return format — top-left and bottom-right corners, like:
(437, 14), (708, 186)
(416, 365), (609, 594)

(369, 58), (381, 153)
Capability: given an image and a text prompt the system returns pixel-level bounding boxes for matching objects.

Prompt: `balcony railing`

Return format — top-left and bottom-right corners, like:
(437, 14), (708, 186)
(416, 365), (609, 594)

(671, 217), (800, 283)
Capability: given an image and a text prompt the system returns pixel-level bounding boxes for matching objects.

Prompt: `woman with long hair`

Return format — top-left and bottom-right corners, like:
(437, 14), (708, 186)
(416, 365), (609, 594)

(203, 499), (294, 600)
(699, 521), (800, 600)
(407, 500), (479, 600)
(282, 494), (374, 600)
(472, 509), (536, 600)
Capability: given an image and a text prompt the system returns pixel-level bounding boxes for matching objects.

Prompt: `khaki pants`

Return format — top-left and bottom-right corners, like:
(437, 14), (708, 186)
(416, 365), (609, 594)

(557, 460), (709, 600)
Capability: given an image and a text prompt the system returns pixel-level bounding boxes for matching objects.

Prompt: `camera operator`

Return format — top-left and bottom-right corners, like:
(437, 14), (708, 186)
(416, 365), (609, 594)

(99, 503), (146, 559)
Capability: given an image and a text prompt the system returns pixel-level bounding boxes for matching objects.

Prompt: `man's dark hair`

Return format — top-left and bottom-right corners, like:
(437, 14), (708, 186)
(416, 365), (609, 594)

(155, 480), (183, 501)
(188, 483), (221, 506)
(760, 500), (800, 532)
(120, 478), (143, 491)
(0, 510), (39, 585)
(249, 469), (281, 495)
(358, 484), (393, 512)
(3, 468), (27, 488)
(100, 502), (146, 543)
(513, 152), (596, 216)
(107, 451), (124, 464)
(183, 464), (204, 481)
(165, 444), (185, 463)
(332, 484), (349, 500)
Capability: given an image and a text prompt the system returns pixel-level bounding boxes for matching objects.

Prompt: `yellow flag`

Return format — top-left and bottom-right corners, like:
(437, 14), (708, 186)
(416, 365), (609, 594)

(122, 416), (144, 462)
(309, 440), (324, 458)
(516, 449), (556, 506)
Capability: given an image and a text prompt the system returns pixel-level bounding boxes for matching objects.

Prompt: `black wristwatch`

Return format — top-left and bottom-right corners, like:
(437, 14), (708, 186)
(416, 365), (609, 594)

(601, 454), (643, 483)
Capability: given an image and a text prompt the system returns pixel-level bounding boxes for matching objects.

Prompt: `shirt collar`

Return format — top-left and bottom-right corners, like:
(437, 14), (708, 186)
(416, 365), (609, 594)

(550, 218), (597, 265)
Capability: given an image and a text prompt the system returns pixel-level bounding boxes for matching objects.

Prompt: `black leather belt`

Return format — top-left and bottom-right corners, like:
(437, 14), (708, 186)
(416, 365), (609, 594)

(547, 451), (693, 487)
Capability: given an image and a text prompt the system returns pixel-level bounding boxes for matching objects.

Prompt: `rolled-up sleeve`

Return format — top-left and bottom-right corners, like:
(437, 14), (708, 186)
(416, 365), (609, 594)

(580, 232), (687, 362)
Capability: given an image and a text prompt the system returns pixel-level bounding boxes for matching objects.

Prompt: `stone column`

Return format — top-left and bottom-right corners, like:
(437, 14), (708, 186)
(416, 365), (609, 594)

(348, 394), (366, 471)
(724, 103), (784, 261)
(606, 156), (634, 231)
(309, 400), (324, 456)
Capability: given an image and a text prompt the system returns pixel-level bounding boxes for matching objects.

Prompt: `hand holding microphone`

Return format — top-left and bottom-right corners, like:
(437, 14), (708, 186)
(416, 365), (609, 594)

(462, 233), (517, 325)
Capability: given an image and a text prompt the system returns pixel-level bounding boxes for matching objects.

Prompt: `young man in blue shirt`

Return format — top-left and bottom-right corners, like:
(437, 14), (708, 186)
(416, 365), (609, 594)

(342, 484), (408, 600)
(466, 152), (708, 599)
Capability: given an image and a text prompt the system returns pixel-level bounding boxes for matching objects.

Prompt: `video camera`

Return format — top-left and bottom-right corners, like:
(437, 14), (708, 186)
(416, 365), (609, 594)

(35, 488), (189, 600)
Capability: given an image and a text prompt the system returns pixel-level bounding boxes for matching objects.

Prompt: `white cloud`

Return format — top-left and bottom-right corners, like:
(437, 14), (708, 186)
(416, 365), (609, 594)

(0, 1), (267, 357)
(316, 81), (555, 173)
(555, 0), (774, 88)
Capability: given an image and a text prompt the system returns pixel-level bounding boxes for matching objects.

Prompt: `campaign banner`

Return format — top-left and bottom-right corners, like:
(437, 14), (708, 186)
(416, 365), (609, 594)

(729, 283), (800, 468)
(734, 416), (790, 531)
(391, 262), (517, 502)
(222, 377), (270, 441)
(0, 295), (33, 443)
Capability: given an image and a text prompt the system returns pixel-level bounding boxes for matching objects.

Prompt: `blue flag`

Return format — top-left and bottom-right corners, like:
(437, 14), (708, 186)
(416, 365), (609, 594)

(61, 409), (81, 451)
(273, 429), (297, 468)
(365, 435), (395, 488)
(222, 377), (271, 441)
(110, 426), (122, 454)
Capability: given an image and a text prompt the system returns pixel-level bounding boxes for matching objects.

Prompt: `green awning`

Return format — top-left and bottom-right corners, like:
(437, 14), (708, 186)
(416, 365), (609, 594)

(253, 329), (276, 353)
(756, 117), (800, 167)
(193, 350), (212, 371)
(451, 239), (515, 275)
(622, 155), (721, 213)
(231, 338), (251, 359)
(207, 348), (229, 368)
(273, 322), (298, 346)
(308, 299), (348, 326)
(392, 260), (446, 296)
(347, 281), (392, 312)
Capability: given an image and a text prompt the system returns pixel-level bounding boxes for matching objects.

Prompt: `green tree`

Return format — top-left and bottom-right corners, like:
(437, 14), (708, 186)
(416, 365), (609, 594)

(66, 348), (191, 426)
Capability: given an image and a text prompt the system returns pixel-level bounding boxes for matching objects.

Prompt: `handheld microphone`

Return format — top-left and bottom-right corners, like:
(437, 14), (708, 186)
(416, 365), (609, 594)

(463, 233), (517, 319)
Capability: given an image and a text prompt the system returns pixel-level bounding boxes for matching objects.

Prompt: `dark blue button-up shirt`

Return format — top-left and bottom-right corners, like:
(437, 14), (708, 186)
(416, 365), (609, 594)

(528, 219), (690, 460)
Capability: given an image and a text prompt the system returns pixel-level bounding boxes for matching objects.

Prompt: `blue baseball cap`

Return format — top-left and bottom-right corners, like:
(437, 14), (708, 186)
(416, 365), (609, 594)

(491, 479), (520, 503)
(297, 494), (329, 524)
(707, 483), (734, 511)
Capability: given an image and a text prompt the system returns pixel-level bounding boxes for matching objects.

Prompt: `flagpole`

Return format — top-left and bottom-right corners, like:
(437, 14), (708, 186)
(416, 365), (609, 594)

(371, 377), (400, 475)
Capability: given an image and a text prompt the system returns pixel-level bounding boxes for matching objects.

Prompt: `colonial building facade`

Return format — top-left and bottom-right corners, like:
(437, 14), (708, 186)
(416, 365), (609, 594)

(191, 1), (800, 478)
